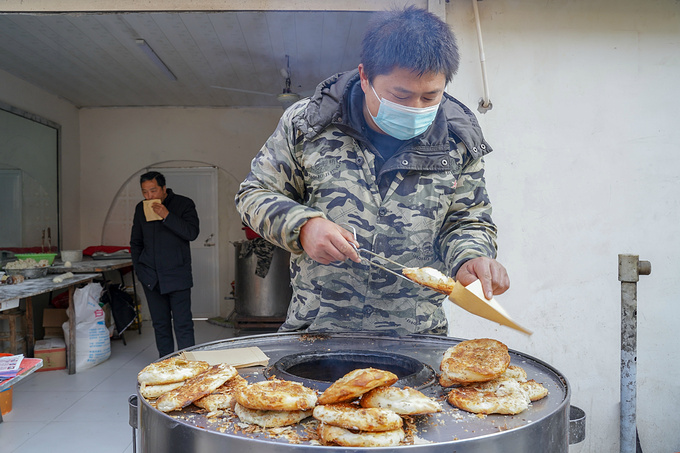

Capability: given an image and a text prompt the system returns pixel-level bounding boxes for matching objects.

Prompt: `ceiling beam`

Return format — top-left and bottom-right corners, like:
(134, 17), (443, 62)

(0, 0), (428, 13)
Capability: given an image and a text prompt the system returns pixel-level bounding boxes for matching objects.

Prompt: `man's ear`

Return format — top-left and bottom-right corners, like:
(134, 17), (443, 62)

(358, 64), (369, 94)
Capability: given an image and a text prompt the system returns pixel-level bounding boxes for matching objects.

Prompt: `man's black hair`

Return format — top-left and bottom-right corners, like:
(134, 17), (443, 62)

(360, 6), (459, 84)
(140, 171), (166, 187)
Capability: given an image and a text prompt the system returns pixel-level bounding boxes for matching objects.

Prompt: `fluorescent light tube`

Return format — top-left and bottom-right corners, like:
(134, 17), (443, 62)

(135, 39), (177, 81)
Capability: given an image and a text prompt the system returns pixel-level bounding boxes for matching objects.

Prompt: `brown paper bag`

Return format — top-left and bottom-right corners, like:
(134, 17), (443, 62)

(143, 199), (163, 221)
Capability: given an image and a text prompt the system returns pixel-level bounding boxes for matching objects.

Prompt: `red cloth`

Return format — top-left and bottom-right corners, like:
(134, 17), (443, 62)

(50, 292), (70, 309)
(82, 246), (131, 256)
(242, 227), (261, 240)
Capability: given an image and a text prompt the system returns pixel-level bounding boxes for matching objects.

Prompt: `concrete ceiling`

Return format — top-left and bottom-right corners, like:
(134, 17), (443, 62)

(0, 10), (376, 108)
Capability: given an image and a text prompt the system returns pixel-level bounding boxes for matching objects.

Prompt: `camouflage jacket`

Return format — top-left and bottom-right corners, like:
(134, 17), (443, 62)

(235, 70), (497, 335)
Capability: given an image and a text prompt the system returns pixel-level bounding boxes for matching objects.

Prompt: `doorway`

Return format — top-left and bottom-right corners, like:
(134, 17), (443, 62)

(150, 167), (220, 319)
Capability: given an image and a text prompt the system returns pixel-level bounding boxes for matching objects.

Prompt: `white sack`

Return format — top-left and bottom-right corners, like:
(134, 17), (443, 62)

(62, 282), (111, 372)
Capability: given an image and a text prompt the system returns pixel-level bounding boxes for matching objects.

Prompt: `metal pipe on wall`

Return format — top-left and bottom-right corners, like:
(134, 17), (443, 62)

(618, 254), (651, 453)
(472, 0), (492, 113)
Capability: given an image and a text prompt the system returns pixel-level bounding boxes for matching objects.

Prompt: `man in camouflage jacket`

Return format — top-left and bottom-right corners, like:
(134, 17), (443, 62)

(236, 7), (509, 336)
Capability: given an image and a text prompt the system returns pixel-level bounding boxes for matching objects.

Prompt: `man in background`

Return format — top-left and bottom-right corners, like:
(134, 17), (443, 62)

(130, 171), (199, 357)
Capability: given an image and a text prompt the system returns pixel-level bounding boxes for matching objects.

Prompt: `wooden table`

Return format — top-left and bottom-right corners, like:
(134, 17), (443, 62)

(49, 257), (134, 274)
(0, 273), (100, 374)
(49, 258), (142, 335)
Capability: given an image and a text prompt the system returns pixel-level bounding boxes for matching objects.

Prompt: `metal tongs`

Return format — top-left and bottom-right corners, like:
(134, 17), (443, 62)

(346, 226), (412, 283)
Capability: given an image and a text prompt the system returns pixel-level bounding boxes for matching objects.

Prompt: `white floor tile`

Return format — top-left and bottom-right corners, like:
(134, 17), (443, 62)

(12, 365), (113, 393)
(93, 366), (146, 394)
(16, 420), (133, 453)
(3, 390), (87, 422)
(119, 347), (161, 372)
(58, 390), (132, 422)
(0, 421), (47, 452)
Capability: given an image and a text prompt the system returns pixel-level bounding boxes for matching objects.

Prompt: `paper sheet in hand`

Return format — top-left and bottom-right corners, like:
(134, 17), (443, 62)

(143, 199), (163, 221)
(448, 280), (532, 335)
(180, 347), (269, 368)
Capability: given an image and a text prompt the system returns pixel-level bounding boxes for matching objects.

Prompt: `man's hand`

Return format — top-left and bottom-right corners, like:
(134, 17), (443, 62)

(455, 257), (510, 300)
(151, 202), (169, 219)
(299, 218), (361, 265)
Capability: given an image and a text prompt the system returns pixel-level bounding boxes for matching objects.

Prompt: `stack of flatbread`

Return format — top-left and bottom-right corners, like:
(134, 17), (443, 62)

(138, 357), (211, 399)
(233, 379), (318, 428)
(440, 338), (548, 415)
(313, 368), (441, 447)
(137, 357), (239, 413)
(193, 374), (248, 413)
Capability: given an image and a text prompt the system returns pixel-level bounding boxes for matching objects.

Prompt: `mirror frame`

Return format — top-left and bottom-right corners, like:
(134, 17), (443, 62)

(0, 100), (61, 252)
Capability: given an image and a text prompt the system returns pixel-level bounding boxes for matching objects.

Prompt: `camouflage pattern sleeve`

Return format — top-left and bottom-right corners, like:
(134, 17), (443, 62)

(235, 101), (325, 253)
(438, 144), (498, 276)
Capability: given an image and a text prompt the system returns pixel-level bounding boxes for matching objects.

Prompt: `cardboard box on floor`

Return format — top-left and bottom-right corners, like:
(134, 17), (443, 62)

(34, 337), (66, 371)
(42, 308), (67, 339)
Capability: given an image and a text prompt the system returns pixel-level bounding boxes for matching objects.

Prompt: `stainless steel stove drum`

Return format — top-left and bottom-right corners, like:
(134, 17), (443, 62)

(134, 332), (585, 453)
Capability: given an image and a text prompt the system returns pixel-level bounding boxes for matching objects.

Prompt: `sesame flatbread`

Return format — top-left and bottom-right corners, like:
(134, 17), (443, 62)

(439, 338), (510, 386)
(139, 381), (185, 399)
(318, 368), (398, 405)
(360, 386), (442, 415)
(402, 267), (456, 295)
(235, 379), (317, 411)
(313, 403), (403, 432)
(194, 374), (248, 412)
(521, 379), (549, 401)
(318, 422), (405, 447)
(447, 365), (548, 415)
(138, 357), (210, 385)
(234, 403), (312, 428)
(156, 363), (238, 412)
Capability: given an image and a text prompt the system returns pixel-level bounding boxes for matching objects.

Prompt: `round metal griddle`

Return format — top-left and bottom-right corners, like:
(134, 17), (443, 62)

(138, 332), (571, 452)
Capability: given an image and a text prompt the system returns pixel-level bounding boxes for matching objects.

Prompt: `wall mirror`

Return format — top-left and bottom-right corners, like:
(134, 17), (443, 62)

(0, 102), (60, 257)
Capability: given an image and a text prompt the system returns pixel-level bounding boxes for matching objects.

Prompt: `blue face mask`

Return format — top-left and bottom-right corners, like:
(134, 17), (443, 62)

(368, 84), (440, 140)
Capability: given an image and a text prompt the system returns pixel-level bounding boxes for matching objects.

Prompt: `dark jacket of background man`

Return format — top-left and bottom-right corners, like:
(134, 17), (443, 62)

(130, 189), (200, 294)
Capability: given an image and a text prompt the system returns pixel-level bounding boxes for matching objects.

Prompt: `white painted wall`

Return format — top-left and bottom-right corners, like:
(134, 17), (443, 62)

(444, 1), (680, 452)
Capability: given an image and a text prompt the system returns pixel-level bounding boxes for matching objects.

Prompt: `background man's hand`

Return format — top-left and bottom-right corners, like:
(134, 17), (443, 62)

(299, 218), (361, 265)
(151, 202), (169, 219)
(455, 257), (510, 300)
